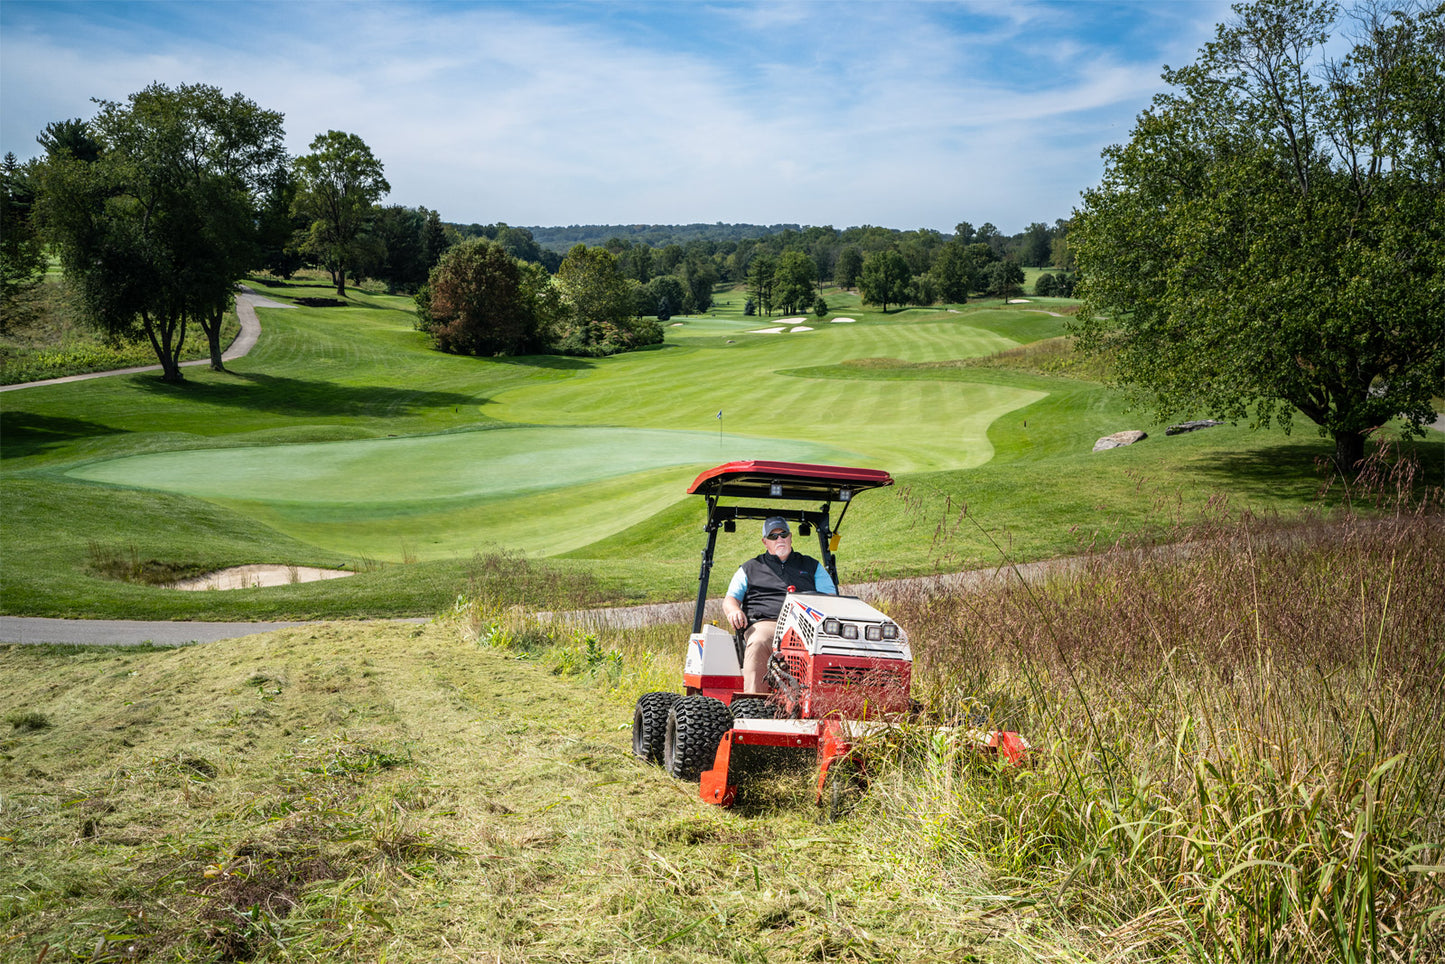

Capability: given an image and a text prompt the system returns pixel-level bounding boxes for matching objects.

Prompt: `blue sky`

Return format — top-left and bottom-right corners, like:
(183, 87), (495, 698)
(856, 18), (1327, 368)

(0, 0), (1231, 234)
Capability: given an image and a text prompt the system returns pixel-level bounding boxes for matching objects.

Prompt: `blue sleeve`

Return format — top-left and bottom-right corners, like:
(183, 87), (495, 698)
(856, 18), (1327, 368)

(726, 567), (748, 601)
(814, 562), (836, 594)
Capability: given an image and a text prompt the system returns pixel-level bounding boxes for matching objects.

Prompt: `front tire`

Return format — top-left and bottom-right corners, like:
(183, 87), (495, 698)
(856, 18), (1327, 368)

(730, 696), (775, 720)
(664, 696), (733, 781)
(632, 692), (680, 764)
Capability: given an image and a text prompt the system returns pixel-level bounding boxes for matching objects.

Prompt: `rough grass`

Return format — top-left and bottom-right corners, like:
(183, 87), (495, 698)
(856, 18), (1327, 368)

(6, 506), (1438, 962)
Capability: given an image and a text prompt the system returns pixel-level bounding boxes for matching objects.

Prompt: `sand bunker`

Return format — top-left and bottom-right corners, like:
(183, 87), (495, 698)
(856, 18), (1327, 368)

(748, 326), (787, 333)
(790, 326), (814, 332)
(831, 317), (856, 323)
(1007, 298), (1032, 304)
(778, 317), (806, 324)
(171, 565), (355, 591)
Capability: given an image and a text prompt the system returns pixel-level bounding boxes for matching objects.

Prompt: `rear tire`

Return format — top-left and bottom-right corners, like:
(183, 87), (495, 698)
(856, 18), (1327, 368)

(664, 696), (733, 781)
(632, 692), (680, 764)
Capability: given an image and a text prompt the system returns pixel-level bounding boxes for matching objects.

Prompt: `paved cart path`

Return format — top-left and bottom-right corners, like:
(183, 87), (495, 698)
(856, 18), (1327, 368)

(0, 286), (287, 393)
(0, 616), (428, 646)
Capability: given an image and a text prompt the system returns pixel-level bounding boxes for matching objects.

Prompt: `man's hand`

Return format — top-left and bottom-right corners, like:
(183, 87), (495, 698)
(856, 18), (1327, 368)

(724, 603), (747, 630)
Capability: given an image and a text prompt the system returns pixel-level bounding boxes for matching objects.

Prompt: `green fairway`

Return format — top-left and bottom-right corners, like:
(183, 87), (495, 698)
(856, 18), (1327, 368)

(35, 291), (1048, 562)
(4, 275), (1436, 620)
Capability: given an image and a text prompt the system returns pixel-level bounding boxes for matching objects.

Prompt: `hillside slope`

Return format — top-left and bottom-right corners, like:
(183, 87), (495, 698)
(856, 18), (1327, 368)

(1, 622), (1046, 962)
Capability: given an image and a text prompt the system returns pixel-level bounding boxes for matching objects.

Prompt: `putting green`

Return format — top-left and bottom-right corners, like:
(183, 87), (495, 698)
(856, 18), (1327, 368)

(65, 425), (864, 559)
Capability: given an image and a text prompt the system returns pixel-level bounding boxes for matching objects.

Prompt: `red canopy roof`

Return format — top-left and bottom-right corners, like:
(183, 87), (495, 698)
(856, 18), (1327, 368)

(687, 460), (894, 501)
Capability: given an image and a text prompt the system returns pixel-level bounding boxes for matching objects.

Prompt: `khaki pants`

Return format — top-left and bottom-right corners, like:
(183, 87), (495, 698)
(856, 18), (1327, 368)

(742, 620), (777, 694)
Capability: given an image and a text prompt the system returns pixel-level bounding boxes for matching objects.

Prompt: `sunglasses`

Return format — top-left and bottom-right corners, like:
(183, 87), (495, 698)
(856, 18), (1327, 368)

(766, 531), (791, 540)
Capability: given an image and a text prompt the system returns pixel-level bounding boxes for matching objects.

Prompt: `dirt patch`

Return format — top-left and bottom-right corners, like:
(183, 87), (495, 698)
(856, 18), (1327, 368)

(170, 565), (354, 591)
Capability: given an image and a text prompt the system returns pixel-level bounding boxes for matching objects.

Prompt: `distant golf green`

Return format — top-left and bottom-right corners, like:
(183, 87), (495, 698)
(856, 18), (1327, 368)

(65, 426), (863, 557)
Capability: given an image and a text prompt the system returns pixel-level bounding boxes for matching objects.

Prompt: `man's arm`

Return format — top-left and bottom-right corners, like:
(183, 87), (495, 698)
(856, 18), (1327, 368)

(722, 568), (748, 629)
(814, 561), (837, 594)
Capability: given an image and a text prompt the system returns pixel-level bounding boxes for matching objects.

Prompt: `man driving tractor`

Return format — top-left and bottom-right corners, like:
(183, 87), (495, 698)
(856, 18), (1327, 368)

(721, 515), (837, 693)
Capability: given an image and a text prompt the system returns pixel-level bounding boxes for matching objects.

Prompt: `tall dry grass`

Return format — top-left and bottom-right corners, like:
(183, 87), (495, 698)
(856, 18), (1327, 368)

(870, 505), (1444, 962)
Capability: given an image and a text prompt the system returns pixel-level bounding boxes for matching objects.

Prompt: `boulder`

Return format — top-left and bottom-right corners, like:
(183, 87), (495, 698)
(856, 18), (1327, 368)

(1165, 419), (1225, 436)
(1093, 430), (1148, 452)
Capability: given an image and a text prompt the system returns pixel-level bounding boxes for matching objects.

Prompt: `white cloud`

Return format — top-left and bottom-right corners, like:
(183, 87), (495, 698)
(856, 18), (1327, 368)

(0, 0), (1230, 232)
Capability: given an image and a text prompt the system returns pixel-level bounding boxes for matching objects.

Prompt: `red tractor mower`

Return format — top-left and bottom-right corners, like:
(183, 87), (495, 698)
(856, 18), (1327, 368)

(631, 460), (1027, 808)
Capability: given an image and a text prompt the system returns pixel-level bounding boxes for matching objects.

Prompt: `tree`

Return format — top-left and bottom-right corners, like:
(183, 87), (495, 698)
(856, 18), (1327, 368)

(835, 247), (863, 289)
(1034, 272), (1059, 297)
(638, 274), (688, 319)
(420, 207), (450, 272)
(415, 238), (539, 355)
(681, 256), (717, 313)
(1021, 222), (1053, 266)
(772, 250), (817, 315)
(984, 259), (1025, 300)
(369, 204), (426, 294)
(930, 241), (973, 303)
(554, 244), (660, 355)
(857, 250), (910, 312)
(1070, 0), (1445, 471)
(746, 253), (776, 316)
(36, 118), (102, 163)
(293, 130), (390, 296)
(1, 153), (45, 315)
(974, 222), (1003, 254)
(906, 272), (939, 306)
(254, 166), (306, 279)
(36, 83), (287, 380)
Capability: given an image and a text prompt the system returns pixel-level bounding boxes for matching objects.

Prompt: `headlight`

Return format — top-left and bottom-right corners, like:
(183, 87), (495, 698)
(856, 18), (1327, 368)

(881, 623), (899, 639)
(822, 618), (841, 635)
(840, 623), (859, 640)
(864, 625), (882, 641)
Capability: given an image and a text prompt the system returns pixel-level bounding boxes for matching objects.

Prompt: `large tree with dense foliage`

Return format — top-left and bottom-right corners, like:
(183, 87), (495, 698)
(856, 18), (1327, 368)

(36, 83), (287, 380)
(1070, 0), (1445, 471)
(834, 247), (863, 289)
(415, 238), (550, 356)
(772, 250), (817, 315)
(554, 244), (661, 355)
(857, 250), (910, 312)
(930, 241), (973, 303)
(292, 130), (389, 296)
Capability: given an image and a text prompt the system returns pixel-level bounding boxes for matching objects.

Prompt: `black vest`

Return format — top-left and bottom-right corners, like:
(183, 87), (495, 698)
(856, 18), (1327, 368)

(741, 552), (821, 622)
